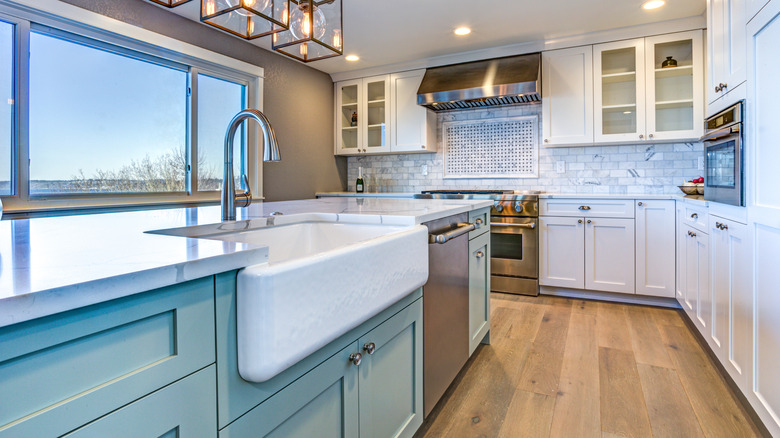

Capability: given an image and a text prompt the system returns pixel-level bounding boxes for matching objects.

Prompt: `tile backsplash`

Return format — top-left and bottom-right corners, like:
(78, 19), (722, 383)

(346, 104), (703, 194)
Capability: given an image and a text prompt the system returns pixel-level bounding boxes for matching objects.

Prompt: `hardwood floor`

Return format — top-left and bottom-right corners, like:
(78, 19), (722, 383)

(416, 293), (763, 438)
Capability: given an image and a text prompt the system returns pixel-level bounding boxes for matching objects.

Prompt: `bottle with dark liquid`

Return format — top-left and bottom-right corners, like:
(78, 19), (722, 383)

(356, 166), (364, 193)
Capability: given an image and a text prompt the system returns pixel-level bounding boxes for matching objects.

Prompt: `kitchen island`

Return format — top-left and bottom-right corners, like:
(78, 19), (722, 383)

(0, 197), (492, 438)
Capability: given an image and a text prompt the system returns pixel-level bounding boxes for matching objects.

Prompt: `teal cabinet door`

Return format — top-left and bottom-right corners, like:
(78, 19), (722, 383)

(64, 366), (217, 438)
(357, 299), (423, 438)
(220, 343), (360, 438)
(468, 231), (491, 356)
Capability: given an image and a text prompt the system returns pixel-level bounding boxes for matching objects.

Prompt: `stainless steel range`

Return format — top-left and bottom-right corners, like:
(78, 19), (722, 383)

(415, 190), (540, 296)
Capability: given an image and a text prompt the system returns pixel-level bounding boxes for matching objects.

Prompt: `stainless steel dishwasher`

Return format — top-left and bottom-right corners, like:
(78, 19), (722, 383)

(422, 213), (475, 417)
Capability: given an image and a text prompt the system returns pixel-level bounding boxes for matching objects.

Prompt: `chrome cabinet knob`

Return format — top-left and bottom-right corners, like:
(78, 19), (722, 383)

(475, 218), (484, 226)
(544, 139), (549, 143)
(363, 342), (376, 355)
(722, 223), (729, 230)
(691, 213), (698, 219)
(649, 134), (654, 139)
(579, 205), (591, 210)
(638, 202), (644, 207)
(639, 134), (644, 139)
(587, 219), (592, 224)
(716, 222), (722, 229)
(476, 251), (485, 259)
(578, 219), (583, 224)
(349, 352), (362, 366)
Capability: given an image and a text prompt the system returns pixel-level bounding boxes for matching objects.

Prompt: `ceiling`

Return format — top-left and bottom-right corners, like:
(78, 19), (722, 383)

(168, 0), (706, 77)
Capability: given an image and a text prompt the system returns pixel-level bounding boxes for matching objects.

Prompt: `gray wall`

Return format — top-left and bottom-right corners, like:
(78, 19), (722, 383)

(59, 0), (346, 201)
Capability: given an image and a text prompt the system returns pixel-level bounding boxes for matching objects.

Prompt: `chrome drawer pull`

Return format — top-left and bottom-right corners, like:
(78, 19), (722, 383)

(691, 213), (698, 219)
(429, 223), (476, 244)
(476, 251), (485, 259)
(579, 206), (591, 210)
(490, 222), (536, 229)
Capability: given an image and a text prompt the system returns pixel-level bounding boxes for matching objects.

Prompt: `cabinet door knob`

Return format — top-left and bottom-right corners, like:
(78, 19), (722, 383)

(421, 145), (426, 149)
(587, 219), (592, 224)
(544, 139), (549, 143)
(649, 134), (654, 139)
(639, 134), (644, 139)
(475, 218), (484, 226)
(691, 213), (698, 219)
(578, 219), (583, 224)
(476, 251), (485, 259)
(637, 202), (644, 207)
(349, 352), (362, 366)
(716, 222), (722, 229)
(722, 223), (728, 230)
(363, 342), (376, 355)
(579, 205), (591, 210)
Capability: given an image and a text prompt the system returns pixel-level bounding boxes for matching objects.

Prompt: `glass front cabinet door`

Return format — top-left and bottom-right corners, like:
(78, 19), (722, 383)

(594, 38), (646, 143)
(335, 75), (390, 155)
(645, 31), (704, 141)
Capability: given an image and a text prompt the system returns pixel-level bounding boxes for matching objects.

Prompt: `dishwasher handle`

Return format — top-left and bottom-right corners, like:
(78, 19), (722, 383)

(490, 222), (536, 229)
(429, 222), (476, 244)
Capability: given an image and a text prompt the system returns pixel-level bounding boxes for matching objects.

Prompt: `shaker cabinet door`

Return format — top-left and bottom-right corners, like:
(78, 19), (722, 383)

(584, 217), (635, 294)
(539, 216), (585, 289)
(542, 46), (594, 146)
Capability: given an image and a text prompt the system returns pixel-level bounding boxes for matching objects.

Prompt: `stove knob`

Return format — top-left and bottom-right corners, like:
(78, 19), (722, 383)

(514, 202), (523, 213)
(493, 202), (504, 213)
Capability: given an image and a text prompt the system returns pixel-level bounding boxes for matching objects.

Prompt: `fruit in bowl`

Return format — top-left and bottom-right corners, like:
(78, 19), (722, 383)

(679, 177), (704, 195)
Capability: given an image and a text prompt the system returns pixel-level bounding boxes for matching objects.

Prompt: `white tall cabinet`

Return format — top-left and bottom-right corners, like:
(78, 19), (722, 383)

(747, 1), (780, 435)
(707, 0), (747, 115)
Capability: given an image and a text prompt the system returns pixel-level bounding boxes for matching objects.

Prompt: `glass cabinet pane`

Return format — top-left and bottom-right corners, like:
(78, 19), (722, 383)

(601, 47), (637, 135)
(652, 39), (694, 132)
(0, 21), (12, 196)
(340, 84), (358, 150)
(365, 79), (386, 148)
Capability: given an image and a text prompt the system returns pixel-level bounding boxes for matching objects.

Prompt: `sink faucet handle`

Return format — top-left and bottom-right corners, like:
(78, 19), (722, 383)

(235, 174), (252, 208)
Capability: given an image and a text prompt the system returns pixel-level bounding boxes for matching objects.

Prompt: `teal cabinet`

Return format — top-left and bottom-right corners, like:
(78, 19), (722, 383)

(358, 298), (423, 438)
(64, 365), (217, 438)
(220, 297), (424, 438)
(0, 277), (215, 438)
(468, 230), (491, 356)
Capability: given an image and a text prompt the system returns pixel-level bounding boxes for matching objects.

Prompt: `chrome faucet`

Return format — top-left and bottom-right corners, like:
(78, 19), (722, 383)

(221, 109), (281, 221)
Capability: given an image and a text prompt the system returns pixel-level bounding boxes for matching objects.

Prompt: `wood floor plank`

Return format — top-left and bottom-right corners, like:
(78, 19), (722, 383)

(497, 390), (555, 438)
(571, 298), (598, 316)
(549, 312), (601, 438)
(658, 324), (761, 438)
(597, 302), (634, 351)
(598, 347), (653, 438)
(637, 363), (705, 438)
(517, 300), (572, 396)
(625, 305), (674, 369)
(647, 306), (686, 328)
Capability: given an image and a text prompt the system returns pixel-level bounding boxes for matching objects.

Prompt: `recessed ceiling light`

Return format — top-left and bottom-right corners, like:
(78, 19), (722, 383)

(454, 27), (471, 36)
(642, 0), (665, 9)
(345, 55), (360, 61)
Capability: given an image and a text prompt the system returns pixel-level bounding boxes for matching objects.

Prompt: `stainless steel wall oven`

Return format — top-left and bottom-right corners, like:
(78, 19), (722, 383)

(703, 101), (744, 206)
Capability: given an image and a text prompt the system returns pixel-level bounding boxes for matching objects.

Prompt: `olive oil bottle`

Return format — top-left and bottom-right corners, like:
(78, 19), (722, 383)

(356, 166), (364, 193)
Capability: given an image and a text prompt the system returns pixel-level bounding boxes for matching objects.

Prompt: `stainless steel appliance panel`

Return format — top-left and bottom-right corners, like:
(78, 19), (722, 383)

(490, 217), (538, 279)
(422, 213), (470, 417)
(703, 101), (744, 206)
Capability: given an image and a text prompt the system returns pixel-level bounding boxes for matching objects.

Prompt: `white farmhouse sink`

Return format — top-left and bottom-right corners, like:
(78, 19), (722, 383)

(229, 221), (429, 382)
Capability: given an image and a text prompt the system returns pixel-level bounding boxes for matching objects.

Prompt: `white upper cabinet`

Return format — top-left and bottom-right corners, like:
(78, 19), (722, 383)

(545, 31), (704, 146)
(594, 39), (647, 143)
(707, 0), (747, 115)
(645, 31), (705, 141)
(389, 70), (437, 153)
(335, 71), (436, 156)
(542, 46), (594, 146)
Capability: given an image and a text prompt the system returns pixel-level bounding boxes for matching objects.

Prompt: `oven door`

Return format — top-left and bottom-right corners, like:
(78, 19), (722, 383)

(490, 216), (538, 279)
(703, 129), (743, 206)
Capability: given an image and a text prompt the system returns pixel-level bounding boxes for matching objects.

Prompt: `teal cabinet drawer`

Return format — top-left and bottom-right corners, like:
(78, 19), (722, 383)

(64, 365), (217, 438)
(468, 231), (491, 356)
(469, 207), (491, 239)
(358, 298), (423, 438)
(220, 344), (359, 438)
(0, 277), (215, 437)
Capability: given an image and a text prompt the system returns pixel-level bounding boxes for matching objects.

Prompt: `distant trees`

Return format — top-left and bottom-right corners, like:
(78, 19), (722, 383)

(67, 147), (221, 193)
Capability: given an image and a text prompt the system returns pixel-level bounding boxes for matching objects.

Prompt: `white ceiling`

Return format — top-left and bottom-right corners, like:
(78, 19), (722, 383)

(168, 0), (705, 77)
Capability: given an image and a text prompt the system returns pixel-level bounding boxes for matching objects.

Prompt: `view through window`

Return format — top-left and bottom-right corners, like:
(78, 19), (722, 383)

(0, 21), (12, 196)
(28, 31), (188, 194)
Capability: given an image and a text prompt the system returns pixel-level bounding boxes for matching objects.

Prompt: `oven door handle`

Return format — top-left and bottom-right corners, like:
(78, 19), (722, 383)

(429, 222), (476, 244)
(700, 125), (740, 142)
(490, 222), (536, 229)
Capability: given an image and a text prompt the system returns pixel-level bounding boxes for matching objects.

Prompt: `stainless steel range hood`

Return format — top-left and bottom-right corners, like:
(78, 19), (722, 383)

(416, 53), (541, 111)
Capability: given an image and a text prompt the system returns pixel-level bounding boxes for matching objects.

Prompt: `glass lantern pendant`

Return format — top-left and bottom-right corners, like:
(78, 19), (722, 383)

(148, 0), (193, 7)
(272, 0), (342, 62)
(201, 0), (289, 39)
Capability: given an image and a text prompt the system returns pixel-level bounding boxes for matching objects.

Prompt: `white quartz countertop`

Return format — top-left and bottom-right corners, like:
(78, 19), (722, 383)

(0, 197), (491, 328)
(316, 192), (416, 198)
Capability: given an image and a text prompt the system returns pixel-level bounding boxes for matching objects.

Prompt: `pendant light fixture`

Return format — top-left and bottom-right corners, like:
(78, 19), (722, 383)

(272, 0), (342, 62)
(201, 0), (289, 39)
(148, 0), (193, 7)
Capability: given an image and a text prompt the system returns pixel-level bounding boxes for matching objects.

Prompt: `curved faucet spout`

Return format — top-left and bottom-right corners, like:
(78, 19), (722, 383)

(222, 108), (281, 221)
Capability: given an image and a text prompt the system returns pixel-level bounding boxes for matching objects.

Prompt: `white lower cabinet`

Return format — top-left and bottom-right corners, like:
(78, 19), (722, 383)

(539, 214), (634, 294)
(710, 217), (752, 391)
(584, 217), (635, 294)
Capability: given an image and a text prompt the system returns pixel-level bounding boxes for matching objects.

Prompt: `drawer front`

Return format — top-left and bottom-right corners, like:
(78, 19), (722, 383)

(540, 199), (635, 218)
(683, 204), (708, 232)
(64, 366), (217, 438)
(0, 277), (215, 438)
(469, 207), (490, 239)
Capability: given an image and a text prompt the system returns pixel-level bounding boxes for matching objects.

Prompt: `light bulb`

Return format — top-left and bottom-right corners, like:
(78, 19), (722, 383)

(204, 0), (216, 15)
(332, 29), (341, 49)
(300, 42), (308, 57)
(289, 2), (326, 40)
(228, 0), (271, 17)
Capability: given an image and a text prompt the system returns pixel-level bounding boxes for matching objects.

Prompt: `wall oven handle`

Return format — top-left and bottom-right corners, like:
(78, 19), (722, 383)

(700, 126), (740, 142)
(490, 222), (536, 229)
(429, 223), (476, 244)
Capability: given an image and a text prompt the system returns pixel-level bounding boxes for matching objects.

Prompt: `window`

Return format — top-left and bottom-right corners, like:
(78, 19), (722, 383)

(0, 20), (12, 196)
(0, 3), (263, 213)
